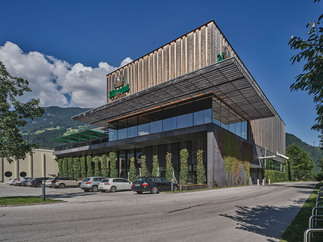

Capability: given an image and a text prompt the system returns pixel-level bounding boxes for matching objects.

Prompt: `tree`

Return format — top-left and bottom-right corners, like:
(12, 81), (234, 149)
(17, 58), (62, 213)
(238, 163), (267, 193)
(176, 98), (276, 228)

(289, 0), (323, 146)
(0, 61), (45, 162)
(109, 152), (118, 178)
(165, 152), (174, 182)
(140, 155), (148, 177)
(101, 154), (108, 177)
(286, 144), (315, 180)
(196, 149), (206, 184)
(180, 149), (189, 184)
(86, 155), (93, 177)
(129, 157), (136, 182)
(152, 155), (159, 177)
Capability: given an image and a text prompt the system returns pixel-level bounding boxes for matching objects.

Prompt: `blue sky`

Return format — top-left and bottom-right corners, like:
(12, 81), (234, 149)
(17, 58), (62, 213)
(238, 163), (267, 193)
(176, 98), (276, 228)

(0, 0), (322, 146)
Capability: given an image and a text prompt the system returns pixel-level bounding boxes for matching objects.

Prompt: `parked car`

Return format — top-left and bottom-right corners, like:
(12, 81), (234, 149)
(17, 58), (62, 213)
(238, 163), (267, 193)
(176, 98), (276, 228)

(81, 177), (105, 192)
(24, 178), (34, 186)
(30, 177), (49, 187)
(9, 178), (18, 185)
(98, 178), (132, 192)
(45, 177), (56, 187)
(131, 177), (178, 194)
(21, 177), (33, 186)
(15, 177), (33, 186)
(52, 177), (80, 188)
(6, 178), (14, 185)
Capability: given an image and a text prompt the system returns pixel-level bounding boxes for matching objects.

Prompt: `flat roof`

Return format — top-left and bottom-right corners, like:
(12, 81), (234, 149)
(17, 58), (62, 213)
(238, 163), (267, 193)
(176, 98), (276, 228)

(73, 57), (275, 127)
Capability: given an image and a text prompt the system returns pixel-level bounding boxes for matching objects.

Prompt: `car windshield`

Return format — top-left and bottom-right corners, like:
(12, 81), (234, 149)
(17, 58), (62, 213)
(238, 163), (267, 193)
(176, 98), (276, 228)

(101, 179), (109, 182)
(134, 178), (147, 182)
(82, 178), (90, 182)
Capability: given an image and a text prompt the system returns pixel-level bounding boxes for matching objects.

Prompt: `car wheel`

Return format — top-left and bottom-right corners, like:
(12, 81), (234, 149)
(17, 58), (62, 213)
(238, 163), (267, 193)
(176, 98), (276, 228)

(84, 189), (90, 192)
(173, 185), (178, 192)
(151, 186), (158, 194)
(77, 182), (81, 187)
(100, 190), (106, 192)
(92, 186), (98, 192)
(136, 191), (143, 194)
(58, 183), (65, 189)
(110, 186), (117, 193)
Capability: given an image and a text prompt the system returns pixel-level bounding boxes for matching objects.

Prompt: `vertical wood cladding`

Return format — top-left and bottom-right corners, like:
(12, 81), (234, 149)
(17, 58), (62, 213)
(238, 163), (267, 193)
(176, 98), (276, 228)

(106, 20), (286, 155)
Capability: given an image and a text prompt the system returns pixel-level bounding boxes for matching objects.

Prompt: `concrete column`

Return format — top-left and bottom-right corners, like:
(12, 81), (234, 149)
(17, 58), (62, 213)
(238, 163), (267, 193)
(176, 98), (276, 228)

(29, 153), (33, 178)
(42, 153), (46, 177)
(15, 159), (19, 178)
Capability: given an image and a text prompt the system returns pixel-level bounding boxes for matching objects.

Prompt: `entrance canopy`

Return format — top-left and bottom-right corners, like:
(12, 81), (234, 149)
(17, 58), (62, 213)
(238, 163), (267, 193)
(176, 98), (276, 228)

(73, 57), (276, 127)
(54, 129), (107, 144)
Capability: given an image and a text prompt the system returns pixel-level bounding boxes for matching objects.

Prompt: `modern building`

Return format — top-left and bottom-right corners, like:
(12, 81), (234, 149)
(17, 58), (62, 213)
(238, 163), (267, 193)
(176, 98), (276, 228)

(54, 20), (286, 187)
(0, 149), (58, 183)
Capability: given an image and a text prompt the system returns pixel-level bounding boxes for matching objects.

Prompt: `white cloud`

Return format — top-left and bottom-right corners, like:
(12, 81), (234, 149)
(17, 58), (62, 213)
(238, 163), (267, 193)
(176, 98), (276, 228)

(0, 41), (132, 108)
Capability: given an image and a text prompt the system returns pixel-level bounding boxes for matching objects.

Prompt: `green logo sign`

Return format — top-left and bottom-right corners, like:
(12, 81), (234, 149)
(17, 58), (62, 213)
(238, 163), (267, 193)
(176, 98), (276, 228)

(109, 75), (130, 100)
(217, 46), (230, 62)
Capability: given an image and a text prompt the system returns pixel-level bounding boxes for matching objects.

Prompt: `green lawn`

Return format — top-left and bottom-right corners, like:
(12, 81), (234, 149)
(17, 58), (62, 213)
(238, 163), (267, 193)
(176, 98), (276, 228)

(0, 196), (62, 206)
(281, 183), (323, 242)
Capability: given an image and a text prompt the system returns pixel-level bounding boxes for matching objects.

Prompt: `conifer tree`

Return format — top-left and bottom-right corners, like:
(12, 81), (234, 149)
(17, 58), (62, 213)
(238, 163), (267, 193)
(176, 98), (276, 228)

(86, 155), (93, 177)
(129, 157), (137, 182)
(101, 154), (108, 177)
(165, 152), (174, 182)
(109, 152), (118, 178)
(196, 149), (206, 184)
(141, 155), (148, 177)
(152, 155), (159, 177)
(180, 149), (189, 184)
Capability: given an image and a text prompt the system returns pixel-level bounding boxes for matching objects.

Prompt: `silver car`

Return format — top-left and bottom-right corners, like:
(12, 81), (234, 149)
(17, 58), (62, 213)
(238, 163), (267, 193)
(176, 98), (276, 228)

(80, 177), (104, 192)
(98, 178), (132, 192)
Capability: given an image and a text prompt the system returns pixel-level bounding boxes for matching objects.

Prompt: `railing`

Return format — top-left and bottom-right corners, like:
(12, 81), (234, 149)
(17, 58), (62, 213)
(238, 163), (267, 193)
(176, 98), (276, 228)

(304, 186), (323, 241)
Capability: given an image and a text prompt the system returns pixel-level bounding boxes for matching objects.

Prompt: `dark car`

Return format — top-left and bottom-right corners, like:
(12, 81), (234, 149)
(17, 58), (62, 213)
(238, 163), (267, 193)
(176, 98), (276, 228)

(131, 177), (178, 194)
(30, 177), (49, 187)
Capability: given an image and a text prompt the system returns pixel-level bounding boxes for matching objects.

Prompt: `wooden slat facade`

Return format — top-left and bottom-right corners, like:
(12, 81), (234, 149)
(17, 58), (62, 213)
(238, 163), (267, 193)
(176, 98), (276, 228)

(106, 20), (285, 155)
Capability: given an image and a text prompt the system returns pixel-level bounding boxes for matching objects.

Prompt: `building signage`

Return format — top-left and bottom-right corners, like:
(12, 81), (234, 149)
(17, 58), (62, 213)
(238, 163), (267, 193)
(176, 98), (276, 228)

(217, 46), (230, 62)
(109, 75), (130, 100)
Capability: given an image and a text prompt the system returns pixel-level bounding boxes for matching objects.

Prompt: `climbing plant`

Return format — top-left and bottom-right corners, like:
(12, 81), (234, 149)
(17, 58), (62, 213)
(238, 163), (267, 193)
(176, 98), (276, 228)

(109, 152), (117, 178)
(80, 156), (86, 178)
(196, 149), (206, 184)
(86, 155), (93, 177)
(101, 154), (108, 177)
(180, 149), (189, 184)
(141, 155), (148, 177)
(58, 158), (63, 176)
(94, 156), (101, 176)
(129, 157), (136, 182)
(68, 157), (73, 178)
(165, 152), (174, 182)
(73, 157), (80, 179)
(62, 157), (68, 177)
(152, 155), (159, 177)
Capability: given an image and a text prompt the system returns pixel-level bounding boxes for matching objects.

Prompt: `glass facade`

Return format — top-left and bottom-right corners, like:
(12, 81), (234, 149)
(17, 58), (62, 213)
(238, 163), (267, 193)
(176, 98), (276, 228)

(108, 94), (248, 141)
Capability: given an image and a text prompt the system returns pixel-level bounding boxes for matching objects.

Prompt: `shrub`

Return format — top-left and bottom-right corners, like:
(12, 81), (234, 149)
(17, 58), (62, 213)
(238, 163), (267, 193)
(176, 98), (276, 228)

(141, 155), (148, 177)
(165, 152), (174, 182)
(94, 156), (101, 176)
(109, 152), (118, 178)
(129, 157), (136, 182)
(73, 157), (80, 178)
(62, 157), (68, 177)
(68, 157), (74, 178)
(86, 156), (93, 177)
(58, 159), (63, 176)
(197, 149), (206, 184)
(101, 154), (108, 177)
(180, 149), (189, 184)
(264, 170), (288, 183)
(80, 156), (86, 178)
(152, 155), (159, 177)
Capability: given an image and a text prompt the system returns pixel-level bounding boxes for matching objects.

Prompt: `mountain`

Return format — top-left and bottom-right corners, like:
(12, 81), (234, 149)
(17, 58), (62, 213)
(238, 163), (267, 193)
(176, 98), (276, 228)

(286, 132), (323, 171)
(21, 106), (94, 149)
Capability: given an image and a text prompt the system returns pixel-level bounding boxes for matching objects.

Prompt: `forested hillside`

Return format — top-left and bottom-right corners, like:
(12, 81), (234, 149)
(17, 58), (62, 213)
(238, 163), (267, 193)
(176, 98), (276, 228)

(21, 106), (94, 149)
(286, 132), (323, 171)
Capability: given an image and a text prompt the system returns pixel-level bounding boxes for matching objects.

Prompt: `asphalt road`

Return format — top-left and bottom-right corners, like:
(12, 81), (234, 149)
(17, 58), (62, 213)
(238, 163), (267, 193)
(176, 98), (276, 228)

(0, 182), (317, 242)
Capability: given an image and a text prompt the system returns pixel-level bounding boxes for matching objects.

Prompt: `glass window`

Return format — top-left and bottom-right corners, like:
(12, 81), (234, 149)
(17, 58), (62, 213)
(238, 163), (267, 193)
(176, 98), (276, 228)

(163, 117), (176, 131)
(150, 120), (162, 133)
(194, 109), (212, 125)
(177, 113), (193, 129)
(127, 126), (137, 138)
(138, 123), (149, 136)
(109, 128), (118, 141)
(118, 128), (127, 140)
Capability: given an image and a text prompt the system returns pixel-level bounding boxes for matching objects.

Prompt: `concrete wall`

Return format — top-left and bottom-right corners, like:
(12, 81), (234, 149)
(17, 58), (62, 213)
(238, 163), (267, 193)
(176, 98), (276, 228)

(0, 149), (58, 183)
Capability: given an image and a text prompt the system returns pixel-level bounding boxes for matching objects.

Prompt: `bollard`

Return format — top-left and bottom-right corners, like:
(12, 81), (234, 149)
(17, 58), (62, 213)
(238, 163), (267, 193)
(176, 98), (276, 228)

(262, 179), (265, 186)
(257, 179), (259, 186)
(269, 179), (271, 185)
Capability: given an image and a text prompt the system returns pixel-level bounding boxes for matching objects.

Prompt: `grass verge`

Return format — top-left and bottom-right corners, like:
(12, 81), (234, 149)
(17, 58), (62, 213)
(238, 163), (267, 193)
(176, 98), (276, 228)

(0, 196), (62, 206)
(281, 183), (323, 242)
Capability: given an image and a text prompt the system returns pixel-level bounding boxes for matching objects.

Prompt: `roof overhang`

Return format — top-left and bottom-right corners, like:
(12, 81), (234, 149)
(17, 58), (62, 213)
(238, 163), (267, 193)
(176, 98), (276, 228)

(73, 57), (276, 127)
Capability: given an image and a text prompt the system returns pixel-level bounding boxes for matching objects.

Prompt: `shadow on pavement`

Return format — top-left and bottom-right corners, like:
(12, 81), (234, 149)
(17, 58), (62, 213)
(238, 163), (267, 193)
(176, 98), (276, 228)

(220, 204), (301, 240)
(46, 191), (97, 199)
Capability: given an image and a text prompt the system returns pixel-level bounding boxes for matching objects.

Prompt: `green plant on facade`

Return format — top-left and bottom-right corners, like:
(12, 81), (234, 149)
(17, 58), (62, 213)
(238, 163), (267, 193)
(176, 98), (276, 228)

(141, 155), (148, 177)
(129, 157), (136, 182)
(264, 170), (288, 183)
(86, 155), (93, 177)
(196, 149), (206, 184)
(94, 156), (101, 176)
(152, 155), (159, 177)
(73, 157), (80, 178)
(165, 152), (174, 182)
(180, 149), (189, 184)
(62, 157), (68, 177)
(68, 157), (73, 178)
(109, 152), (117, 178)
(58, 158), (63, 176)
(101, 154), (108, 177)
(80, 156), (86, 178)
